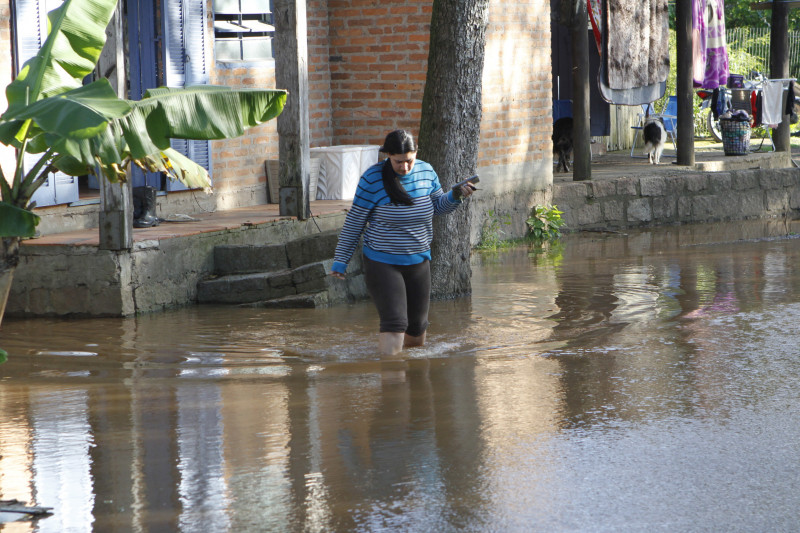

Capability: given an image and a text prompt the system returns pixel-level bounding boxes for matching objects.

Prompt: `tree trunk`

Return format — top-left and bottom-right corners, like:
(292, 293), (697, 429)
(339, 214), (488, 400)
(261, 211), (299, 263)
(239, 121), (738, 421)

(418, 0), (489, 299)
(0, 237), (20, 327)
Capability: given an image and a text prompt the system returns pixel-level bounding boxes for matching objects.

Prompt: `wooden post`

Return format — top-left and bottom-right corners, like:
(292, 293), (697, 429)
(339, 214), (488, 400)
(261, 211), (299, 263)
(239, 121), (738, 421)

(98, 3), (133, 250)
(676, 0), (695, 166)
(770, 0), (791, 152)
(273, 0), (311, 220)
(572, 0), (591, 181)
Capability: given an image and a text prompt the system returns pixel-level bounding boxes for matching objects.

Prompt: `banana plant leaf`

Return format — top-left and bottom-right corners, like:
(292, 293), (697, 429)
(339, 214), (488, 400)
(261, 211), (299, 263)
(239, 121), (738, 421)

(0, 202), (40, 238)
(0, 80), (286, 189)
(140, 148), (211, 190)
(4, 80), (130, 163)
(121, 85), (287, 159)
(2, 0), (116, 125)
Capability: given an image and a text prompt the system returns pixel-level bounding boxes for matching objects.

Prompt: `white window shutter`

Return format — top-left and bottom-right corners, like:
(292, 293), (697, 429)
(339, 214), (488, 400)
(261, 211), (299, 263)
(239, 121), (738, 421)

(163, 0), (212, 191)
(13, 0), (79, 207)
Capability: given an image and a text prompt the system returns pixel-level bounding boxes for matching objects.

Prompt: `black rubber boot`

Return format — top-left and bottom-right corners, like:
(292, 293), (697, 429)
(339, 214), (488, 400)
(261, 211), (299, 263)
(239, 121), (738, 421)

(133, 186), (160, 228)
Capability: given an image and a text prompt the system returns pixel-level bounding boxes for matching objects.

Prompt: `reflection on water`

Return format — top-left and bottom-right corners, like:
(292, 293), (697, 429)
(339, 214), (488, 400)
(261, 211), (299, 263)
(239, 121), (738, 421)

(2, 220), (800, 531)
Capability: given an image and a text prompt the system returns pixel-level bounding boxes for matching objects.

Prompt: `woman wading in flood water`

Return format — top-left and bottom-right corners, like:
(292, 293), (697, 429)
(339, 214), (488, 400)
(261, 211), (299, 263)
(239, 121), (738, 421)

(329, 129), (477, 356)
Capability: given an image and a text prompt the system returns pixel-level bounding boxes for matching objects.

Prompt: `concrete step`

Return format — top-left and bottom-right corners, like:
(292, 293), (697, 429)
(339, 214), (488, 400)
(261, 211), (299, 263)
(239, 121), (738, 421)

(198, 260), (332, 304)
(213, 243), (287, 275)
(239, 291), (331, 309)
(213, 229), (340, 275)
(199, 229), (368, 308)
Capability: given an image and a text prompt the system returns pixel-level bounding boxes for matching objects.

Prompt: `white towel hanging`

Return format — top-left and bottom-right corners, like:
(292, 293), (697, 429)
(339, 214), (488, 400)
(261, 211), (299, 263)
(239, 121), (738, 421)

(761, 80), (784, 127)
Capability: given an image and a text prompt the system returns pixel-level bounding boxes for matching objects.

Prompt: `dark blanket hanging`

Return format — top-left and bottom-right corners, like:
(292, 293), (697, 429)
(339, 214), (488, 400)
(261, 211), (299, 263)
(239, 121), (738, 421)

(605, 0), (670, 90)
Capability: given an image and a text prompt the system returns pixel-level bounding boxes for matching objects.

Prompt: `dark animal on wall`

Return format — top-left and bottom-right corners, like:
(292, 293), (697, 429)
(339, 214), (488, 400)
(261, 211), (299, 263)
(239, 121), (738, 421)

(552, 117), (573, 173)
(642, 117), (667, 165)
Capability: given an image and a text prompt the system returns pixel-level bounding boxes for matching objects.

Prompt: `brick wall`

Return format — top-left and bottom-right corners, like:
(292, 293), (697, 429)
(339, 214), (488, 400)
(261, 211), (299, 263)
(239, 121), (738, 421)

(481, 4), (552, 169)
(324, 0), (432, 147)
(206, 0), (553, 223)
(211, 63), (280, 200)
(308, 0), (334, 146)
(209, 0), (335, 201)
(319, 0), (551, 178)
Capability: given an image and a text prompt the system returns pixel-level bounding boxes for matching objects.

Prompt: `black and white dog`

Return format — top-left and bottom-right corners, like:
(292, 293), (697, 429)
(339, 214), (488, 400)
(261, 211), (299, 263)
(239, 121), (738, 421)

(642, 117), (667, 165)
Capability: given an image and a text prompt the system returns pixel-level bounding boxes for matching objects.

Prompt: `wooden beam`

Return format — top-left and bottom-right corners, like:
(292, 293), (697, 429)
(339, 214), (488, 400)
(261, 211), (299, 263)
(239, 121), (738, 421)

(676, 0), (695, 166)
(751, 1), (800, 9)
(571, 0), (591, 181)
(273, 0), (311, 220)
(770, 0), (792, 151)
(98, 2), (133, 250)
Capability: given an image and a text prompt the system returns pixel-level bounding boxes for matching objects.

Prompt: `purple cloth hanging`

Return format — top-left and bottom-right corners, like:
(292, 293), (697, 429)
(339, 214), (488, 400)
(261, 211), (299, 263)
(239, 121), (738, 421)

(692, 0), (729, 88)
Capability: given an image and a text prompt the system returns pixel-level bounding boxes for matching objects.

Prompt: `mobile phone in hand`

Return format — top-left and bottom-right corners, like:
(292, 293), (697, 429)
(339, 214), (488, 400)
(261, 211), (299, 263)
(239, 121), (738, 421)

(452, 175), (480, 199)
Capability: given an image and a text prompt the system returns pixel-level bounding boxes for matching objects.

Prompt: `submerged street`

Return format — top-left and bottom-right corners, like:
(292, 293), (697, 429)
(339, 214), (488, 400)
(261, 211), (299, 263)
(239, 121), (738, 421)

(1, 219), (800, 532)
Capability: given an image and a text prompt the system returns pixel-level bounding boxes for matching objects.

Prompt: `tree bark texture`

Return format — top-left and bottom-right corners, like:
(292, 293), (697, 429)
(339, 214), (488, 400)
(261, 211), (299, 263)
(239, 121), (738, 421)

(418, 0), (489, 299)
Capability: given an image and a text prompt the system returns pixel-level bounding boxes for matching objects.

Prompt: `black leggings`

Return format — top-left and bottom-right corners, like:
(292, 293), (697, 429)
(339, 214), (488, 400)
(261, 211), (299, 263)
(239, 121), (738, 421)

(364, 257), (430, 336)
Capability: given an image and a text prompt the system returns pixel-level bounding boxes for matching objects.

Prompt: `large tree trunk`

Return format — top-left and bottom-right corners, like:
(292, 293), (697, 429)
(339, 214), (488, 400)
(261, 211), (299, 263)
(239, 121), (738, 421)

(0, 237), (20, 327)
(418, 0), (489, 299)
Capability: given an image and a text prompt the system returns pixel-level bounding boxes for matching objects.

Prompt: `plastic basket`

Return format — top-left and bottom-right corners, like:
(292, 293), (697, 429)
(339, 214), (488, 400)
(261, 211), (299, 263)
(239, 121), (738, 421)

(720, 119), (751, 155)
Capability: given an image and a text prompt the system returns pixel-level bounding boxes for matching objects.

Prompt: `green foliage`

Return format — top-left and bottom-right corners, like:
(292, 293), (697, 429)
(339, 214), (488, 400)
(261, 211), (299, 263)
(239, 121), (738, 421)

(0, 202), (40, 238)
(0, 348), (6, 364)
(527, 239), (565, 265)
(476, 209), (513, 251)
(525, 204), (565, 243)
(725, 0), (800, 31)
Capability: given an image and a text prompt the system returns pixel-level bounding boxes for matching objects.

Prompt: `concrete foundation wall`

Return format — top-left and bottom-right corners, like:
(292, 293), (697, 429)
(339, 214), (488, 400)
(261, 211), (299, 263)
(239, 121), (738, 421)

(468, 159), (553, 243)
(7, 212), (348, 318)
(554, 167), (800, 231)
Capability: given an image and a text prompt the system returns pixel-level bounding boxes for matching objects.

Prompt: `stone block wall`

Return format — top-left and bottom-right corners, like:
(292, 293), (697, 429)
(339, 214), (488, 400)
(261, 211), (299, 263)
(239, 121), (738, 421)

(553, 168), (800, 231)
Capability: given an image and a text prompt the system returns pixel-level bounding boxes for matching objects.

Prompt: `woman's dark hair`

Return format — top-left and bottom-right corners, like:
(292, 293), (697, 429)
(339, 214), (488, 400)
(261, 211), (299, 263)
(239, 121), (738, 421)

(379, 129), (417, 155)
(380, 130), (416, 205)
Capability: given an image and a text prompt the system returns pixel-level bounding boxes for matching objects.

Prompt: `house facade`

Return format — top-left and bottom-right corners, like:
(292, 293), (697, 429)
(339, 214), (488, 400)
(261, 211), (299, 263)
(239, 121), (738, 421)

(0, 0), (554, 241)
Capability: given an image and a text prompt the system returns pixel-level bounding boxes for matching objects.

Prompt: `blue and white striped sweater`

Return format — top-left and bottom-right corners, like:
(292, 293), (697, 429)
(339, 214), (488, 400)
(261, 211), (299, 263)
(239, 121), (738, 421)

(332, 159), (461, 274)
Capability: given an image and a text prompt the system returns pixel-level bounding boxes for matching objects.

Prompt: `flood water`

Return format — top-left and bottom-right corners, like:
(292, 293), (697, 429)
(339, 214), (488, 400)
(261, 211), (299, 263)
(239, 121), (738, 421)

(2, 220), (800, 532)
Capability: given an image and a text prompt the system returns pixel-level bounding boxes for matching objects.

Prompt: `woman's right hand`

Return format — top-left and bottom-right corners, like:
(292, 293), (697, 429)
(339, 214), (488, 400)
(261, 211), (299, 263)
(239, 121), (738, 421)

(330, 271), (346, 280)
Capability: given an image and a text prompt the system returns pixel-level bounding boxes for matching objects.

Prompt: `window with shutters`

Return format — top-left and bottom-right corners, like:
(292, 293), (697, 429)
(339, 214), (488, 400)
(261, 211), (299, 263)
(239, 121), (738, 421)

(11, 0), (79, 206)
(212, 0), (274, 62)
(162, 0), (213, 190)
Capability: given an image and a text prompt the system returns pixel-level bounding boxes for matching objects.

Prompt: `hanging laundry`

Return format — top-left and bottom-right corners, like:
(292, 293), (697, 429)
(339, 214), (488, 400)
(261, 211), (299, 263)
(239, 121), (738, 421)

(761, 80), (784, 127)
(751, 89), (762, 127)
(785, 80), (797, 120)
(587, 0), (602, 56)
(711, 87), (730, 119)
(605, 0), (669, 90)
(692, 0), (729, 89)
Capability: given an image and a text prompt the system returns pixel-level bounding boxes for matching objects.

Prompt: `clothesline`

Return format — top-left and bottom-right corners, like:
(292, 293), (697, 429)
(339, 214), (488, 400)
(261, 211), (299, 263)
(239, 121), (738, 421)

(746, 78), (797, 89)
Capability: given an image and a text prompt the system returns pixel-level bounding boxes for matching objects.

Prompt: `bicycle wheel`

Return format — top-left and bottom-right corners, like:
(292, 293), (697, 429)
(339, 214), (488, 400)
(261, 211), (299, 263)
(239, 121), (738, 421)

(706, 109), (723, 142)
